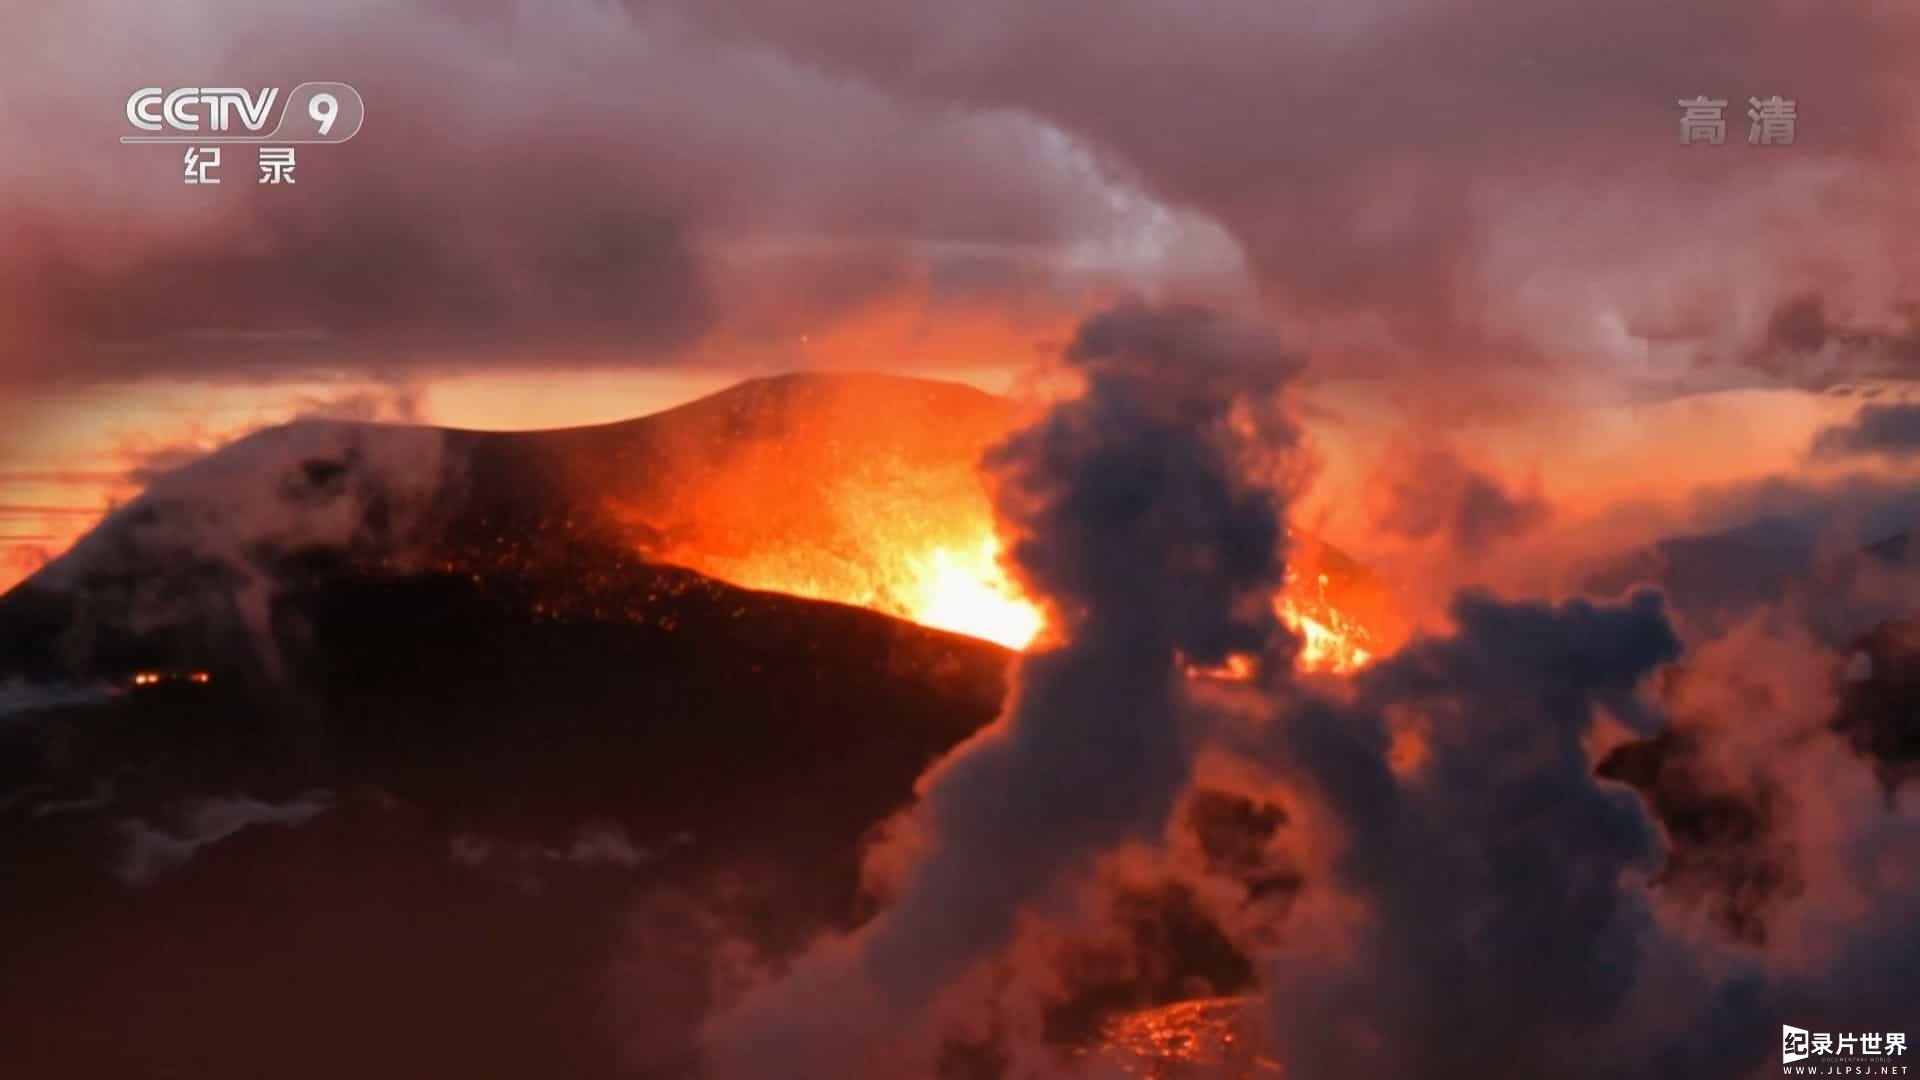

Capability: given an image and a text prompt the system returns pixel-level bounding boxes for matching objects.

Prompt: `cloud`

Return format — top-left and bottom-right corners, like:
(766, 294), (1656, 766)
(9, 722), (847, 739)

(691, 303), (1920, 1078)
(115, 791), (332, 883)
(1750, 294), (1920, 392)
(27, 418), (459, 678)
(689, 0), (1920, 393)
(1575, 469), (1920, 642)
(1369, 445), (1550, 555)
(1, 0), (1246, 389)
(701, 302), (1305, 1077)
(6, 0), (1918, 400)
(1811, 401), (1920, 460)
(448, 820), (680, 894)
(0, 680), (115, 727)
(1242, 588), (1684, 1077)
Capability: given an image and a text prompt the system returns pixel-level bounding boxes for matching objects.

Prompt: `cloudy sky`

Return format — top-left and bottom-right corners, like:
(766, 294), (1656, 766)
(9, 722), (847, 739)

(4, 0), (1919, 587)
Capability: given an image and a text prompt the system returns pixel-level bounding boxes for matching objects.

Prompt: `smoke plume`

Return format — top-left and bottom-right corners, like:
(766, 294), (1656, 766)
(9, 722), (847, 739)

(702, 303), (1305, 1076)
(702, 303), (1920, 1079)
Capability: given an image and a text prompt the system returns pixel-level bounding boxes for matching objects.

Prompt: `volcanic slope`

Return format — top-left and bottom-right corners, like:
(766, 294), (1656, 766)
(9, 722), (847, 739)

(0, 374), (1027, 1080)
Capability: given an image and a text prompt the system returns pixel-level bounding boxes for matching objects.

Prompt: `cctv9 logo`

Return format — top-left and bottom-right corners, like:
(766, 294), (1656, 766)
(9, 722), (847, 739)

(122, 82), (365, 144)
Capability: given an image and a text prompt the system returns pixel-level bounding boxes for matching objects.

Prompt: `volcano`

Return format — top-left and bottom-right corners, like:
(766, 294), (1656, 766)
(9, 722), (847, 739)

(0, 372), (1391, 1078)
(0, 370), (1387, 678)
(0, 571), (1010, 1078)
(7, 371), (1909, 1078)
(0, 373), (1038, 1078)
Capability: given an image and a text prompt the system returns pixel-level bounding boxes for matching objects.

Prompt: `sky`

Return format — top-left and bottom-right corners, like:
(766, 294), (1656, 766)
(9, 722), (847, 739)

(11, 7), (1920, 1073)
(5, 0), (1920, 590)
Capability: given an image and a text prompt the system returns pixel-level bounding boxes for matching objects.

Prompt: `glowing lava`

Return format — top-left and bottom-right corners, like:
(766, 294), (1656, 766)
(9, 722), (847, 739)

(687, 516), (1374, 670)
(1090, 996), (1279, 1077)
(1277, 570), (1374, 673)
(638, 489), (1046, 649)
(899, 535), (1045, 649)
(606, 387), (1377, 662)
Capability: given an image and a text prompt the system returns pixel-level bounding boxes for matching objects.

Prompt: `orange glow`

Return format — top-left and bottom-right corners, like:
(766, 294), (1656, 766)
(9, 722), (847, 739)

(897, 535), (1044, 648)
(603, 375), (1050, 649)
(1091, 995), (1278, 1076)
(656, 498), (1044, 651)
(1187, 652), (1260, 681)
(1276, 571), (1375, 674)
(128, 670), (212, 687)
(677, 509), (1377, 668)
(597, 375), (1386, 663)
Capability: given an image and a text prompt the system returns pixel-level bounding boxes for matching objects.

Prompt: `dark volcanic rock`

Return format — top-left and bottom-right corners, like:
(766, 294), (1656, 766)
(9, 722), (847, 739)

(0, 374), (1021, 1079)
(0, 561), (1009, 1079)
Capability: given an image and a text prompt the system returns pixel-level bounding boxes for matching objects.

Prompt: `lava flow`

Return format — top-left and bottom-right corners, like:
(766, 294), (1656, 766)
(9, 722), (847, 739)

(1089, 996), (1281, 1078)
(604, 376), (1383, 667)
(1277, 569), (1374, 673)
(641, 486), (1047, 650)
(664, 501), (1375, 670)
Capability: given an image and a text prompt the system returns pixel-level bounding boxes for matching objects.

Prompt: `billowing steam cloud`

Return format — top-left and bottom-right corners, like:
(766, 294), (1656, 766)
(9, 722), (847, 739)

(1249, 588), (1686, 1077)
(29, 419), (456, 678)
(700, 303), (1920, 1078)
(702, 303), (1305, 1076)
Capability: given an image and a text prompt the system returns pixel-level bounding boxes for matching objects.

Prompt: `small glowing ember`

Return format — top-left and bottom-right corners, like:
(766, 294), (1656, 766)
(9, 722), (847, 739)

(1186, 652), (1260, 681)
(128, 670), (213, 688)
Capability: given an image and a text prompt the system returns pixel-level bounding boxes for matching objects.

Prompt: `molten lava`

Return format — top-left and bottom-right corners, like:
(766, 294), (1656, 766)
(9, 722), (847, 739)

(899, 535), (1045, 649)
(601, 376), (1382, 664)
(1090, 996), (1279, 1077)
(673, 508), (1375, 670)
(1277, 570), (1374, 673)
(644, 491), (1045, 650)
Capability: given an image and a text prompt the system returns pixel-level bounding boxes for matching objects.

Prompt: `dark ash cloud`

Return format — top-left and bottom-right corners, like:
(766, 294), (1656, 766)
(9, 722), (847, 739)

(1252, 588), (1685, 1078)
(1370, 446), (1550, 554)
(1811, 401), (1920, 460)
(702, 302), (1305, 1077)
(1748, 294), (1920, 392)
(697, 302), (1920, 1078)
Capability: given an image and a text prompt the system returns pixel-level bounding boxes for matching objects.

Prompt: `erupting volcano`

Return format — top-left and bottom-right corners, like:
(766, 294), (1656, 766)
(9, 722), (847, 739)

(580, 373), (1386, 668)
(7, 358), (1917, 1080)
(15, 2), (1920, 1075)
(0, 364), (1397, 1077)
(666, 492), (1380, 669)
(657, 493), (1044, 650)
